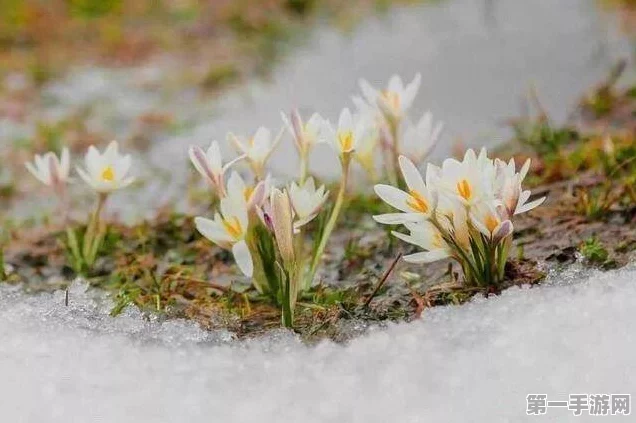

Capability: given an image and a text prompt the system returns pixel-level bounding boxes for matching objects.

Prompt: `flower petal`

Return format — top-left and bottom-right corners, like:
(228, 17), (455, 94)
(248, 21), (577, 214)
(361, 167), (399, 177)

(232, 240), (254, 277)
(403, 249), (449, 263)
(374, 184), (411, 213)
(373, 213), (423, 225)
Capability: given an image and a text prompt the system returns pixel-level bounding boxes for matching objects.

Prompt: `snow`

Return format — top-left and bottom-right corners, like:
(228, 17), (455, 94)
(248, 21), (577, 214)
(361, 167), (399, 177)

(1, 265), (635, 422)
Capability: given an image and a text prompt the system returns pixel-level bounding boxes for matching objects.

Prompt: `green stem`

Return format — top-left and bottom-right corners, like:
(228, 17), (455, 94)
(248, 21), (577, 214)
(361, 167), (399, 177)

(430, 216), (481, 286)
(278, 263), (294, 328)
(306, 158), (350, 286)
(0, 248), (6, 281)
(388, 118), (403, 189)
(82, 193), (108, 267)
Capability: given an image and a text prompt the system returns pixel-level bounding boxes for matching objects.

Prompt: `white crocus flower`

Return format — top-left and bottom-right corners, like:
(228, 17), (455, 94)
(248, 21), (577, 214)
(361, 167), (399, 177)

(194, 194), (253, 277)
(322, 108), (368, 162)
(401, 112), (443, 164)
(469, 202), (513, 243)
(226, 171), (268, 210)
(352, 112), (380, 178)
(280, 110), (324, 156)
(494, 158), (545, 218)
(392, 221), (451, 263)
(358, 73), (421, 122)
(188, 141), (243, 196)
(229, 127), (282, 178)
(76, 141), (134, 193)
(288, 177), (329, 231)
(429, 149), (494, 207)
(374, 155), (437, 224)
(25, 148), (71, 191)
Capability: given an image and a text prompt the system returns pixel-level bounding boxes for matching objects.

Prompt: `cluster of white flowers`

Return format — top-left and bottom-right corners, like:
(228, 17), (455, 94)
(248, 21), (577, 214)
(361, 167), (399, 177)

(25, 141), (135, 274)
(21, 74), (546, 324)
(374, 149), (545, 286)
(352, 74), (443, 182)
(189, 114), (334, 281)
(187, 72), (446, 326)
(25, 141), (135, 196)
(190, 112), (348, 326)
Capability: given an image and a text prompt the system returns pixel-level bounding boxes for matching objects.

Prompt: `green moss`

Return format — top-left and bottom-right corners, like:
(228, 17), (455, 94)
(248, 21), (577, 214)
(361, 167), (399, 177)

(580, 237), (611, 266)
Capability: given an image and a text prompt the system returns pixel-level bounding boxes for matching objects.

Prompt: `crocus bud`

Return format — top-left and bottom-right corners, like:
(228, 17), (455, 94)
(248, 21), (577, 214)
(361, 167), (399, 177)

(271, 188), (295, 268)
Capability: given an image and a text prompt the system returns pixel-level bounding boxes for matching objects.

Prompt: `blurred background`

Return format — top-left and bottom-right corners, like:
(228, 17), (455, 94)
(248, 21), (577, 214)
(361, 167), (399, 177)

(0, 0), (634, 222)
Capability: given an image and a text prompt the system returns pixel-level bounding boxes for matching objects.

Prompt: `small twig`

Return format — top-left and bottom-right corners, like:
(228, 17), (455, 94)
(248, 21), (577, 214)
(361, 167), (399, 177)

(64, 287), (69, 307)
(364, 253), (402, 308)
(409, 288), (426, 319)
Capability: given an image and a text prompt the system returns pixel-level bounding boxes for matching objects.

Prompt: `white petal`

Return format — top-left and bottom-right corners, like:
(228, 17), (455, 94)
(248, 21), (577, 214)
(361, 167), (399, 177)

(206, 141), (223, 174)
(338, 108), (353, 132)
(76, 166), (95, 188)
(25, 161), (49, 185)
(253, 127), (271, 147)
(374, 184), (411, 213)
(387, 75), (403, 93)
(226, 171), (245, 197)
(189, 145), (215, 184)
(373, 213), (423, 225)
(85, 146), (102, 177)
(104, 141), (119, 161)
(401, 73), (421, 110)
(232, 240), (253, 277)
(194, 217), (233, 244)
(398, 155), (426, 194)
(515, 196), (546, 215)
(391, 230), (421, 247)
(403, 249), (449, 263)
(359, 79), (379, 105)
(469, 212), (492, 238)
(493, 220), (514, 243)
(115, 155), (132, 181)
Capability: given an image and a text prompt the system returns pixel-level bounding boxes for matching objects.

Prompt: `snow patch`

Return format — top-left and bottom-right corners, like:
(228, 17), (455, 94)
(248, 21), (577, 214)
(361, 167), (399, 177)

(1, 266), (634, 422)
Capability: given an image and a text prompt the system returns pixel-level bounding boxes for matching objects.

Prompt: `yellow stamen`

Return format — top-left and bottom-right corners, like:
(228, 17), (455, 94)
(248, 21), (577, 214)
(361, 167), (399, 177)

(485, 214), (499, 233)
(222, 217), (242, 239)
(338, 131), (353, 152)
(457, 179), (472, 200)
(101, 166), (115, 182)
(406, 190), (429, 214)
(243, 186), (254, 202)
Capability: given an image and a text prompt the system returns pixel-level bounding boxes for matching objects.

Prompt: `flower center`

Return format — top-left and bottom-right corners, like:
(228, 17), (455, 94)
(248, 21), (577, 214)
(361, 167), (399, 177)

(243, 186), (254, 202)
(485, 214), (499, 233)
(457, 179), (472, 200)
(406, 190), (429, 214)
(338, 131), (354, 152)
(222, 217), (243, 239)
(101, 166), (115, 182)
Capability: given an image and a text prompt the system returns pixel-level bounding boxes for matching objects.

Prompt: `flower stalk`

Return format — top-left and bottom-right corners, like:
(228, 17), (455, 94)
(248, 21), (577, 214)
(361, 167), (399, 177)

(306, 156), (350, 286)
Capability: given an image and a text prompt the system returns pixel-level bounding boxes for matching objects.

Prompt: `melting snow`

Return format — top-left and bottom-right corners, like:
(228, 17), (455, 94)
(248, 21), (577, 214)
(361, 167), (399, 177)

(1, 265), (634, 422)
